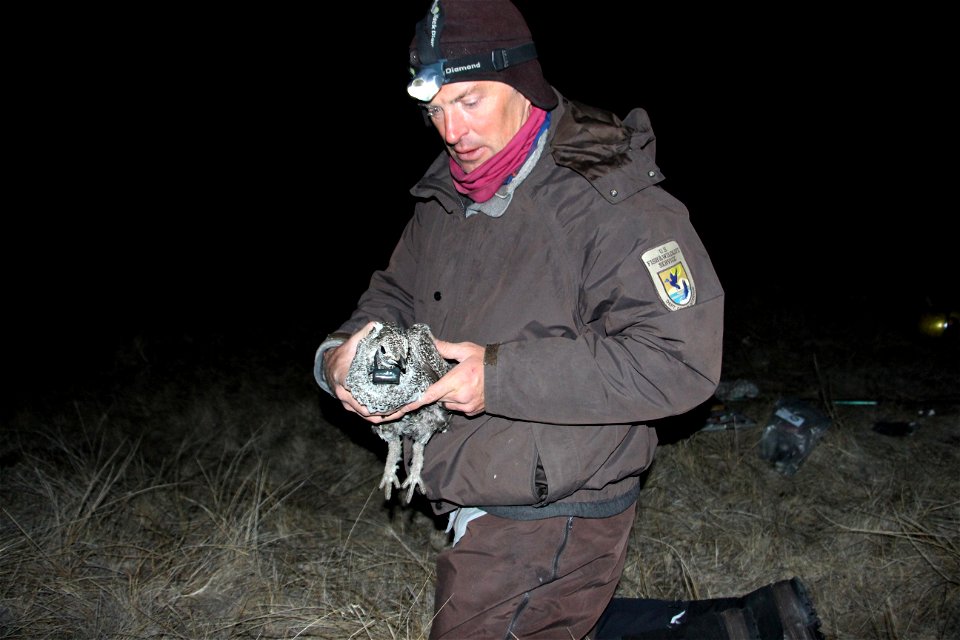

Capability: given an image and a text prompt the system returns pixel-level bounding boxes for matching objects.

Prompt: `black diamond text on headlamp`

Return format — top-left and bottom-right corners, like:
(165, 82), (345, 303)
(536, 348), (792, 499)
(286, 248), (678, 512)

(407, 42), (539, 102)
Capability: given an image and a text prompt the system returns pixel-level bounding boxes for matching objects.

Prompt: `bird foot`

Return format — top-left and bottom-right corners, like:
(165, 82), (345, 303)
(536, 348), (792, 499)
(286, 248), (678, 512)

(400, 472), (425, 504)
(379, 469), (401, 501)
(379, 438), (403, 501)
(399, 442), (429, 504)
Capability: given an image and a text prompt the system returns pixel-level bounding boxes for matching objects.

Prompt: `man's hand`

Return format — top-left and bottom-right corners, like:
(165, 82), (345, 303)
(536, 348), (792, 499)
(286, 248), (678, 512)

(324, 321), (397, 423)
(397, 338), (486, 418)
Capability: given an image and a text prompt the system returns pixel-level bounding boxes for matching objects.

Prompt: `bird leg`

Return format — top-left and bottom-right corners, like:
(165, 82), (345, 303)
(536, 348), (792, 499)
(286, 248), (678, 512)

(399, 404), (451, 503)
(379, 437), (402, 500)
(401, 441), (427, 504)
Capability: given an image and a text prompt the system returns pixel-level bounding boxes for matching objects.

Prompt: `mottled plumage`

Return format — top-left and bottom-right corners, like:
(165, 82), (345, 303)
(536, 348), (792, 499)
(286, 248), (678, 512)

(346, 322), (452, 503)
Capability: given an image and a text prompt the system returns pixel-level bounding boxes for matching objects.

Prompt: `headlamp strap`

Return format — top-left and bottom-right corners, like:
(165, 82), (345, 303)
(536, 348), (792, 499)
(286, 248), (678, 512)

(491, 42), (537, 70)
(442, 42), (538, 80)
(415, 0), (444, 65)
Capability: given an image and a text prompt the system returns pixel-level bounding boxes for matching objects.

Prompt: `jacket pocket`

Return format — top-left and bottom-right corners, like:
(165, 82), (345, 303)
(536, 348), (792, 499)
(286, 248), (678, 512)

(534, 456), (548, 503)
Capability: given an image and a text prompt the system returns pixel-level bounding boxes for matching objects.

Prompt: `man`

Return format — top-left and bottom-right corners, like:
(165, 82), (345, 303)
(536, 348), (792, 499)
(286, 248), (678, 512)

(315, 1), (724, 637)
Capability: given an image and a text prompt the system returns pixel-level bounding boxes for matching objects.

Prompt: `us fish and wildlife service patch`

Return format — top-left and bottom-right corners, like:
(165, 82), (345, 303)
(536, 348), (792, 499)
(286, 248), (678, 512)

(641, 240), (696, 311)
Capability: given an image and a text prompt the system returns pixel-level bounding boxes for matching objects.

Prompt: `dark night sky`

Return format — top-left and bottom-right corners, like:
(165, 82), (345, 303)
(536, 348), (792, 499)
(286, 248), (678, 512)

(5, 4), (953, 401)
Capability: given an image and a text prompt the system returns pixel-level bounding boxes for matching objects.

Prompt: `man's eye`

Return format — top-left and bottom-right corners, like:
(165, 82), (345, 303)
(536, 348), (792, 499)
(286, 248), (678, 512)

(424, 106), (443, 118)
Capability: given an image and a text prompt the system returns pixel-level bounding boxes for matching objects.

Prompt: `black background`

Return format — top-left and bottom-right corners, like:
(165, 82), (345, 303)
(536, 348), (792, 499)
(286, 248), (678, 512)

(5, 3), (953, 402)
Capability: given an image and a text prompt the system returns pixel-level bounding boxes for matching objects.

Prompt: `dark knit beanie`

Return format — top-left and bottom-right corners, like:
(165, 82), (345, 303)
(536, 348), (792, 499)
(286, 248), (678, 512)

(407, 0), (557, 110)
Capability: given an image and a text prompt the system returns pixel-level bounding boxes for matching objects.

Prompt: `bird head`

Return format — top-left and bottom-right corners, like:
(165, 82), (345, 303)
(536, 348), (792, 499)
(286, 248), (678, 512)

(376, 342), (408, 372)
(369, 322), (409, 385)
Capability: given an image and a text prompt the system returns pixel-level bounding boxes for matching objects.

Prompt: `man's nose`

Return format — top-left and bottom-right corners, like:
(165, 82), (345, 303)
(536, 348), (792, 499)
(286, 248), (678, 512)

(443, 109), (466, 145)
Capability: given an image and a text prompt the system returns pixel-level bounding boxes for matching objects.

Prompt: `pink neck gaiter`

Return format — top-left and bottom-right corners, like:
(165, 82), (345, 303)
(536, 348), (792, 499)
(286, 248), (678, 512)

(449, 106), (547, 203)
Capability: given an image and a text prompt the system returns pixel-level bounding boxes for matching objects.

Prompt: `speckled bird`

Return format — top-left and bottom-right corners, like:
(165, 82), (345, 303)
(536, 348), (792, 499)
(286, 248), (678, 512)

(345, 321), (452, 503)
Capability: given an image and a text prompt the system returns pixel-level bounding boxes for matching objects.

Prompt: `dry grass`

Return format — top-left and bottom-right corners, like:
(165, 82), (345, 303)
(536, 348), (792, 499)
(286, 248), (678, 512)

(1, 309), (958, 639)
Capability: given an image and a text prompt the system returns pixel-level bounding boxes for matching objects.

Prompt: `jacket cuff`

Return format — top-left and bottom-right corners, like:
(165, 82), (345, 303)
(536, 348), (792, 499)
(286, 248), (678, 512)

(314, 332), (352, 395)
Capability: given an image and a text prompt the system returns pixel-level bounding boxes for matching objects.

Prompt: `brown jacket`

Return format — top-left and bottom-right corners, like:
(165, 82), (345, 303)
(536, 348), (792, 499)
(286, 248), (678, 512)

(322, 90), (724, 518)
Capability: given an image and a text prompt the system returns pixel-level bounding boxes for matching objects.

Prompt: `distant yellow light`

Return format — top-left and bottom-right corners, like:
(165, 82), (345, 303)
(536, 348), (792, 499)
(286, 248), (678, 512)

(918, 311), (959, 338)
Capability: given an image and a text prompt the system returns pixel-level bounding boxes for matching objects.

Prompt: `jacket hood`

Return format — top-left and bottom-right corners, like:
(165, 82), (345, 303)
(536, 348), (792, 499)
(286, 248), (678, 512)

(549, 92), (664, 204)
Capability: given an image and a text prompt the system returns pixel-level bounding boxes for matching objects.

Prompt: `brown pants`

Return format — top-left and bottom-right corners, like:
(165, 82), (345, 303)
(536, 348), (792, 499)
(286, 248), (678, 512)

(430, 502), (637, 639)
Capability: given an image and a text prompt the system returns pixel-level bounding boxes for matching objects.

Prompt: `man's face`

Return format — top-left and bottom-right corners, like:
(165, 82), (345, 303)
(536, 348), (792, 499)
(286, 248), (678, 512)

(422, 80), (532, 174)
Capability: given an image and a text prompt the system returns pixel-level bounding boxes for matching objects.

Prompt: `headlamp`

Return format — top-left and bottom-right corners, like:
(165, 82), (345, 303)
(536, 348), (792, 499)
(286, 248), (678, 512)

(407, 62), (445, 102)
